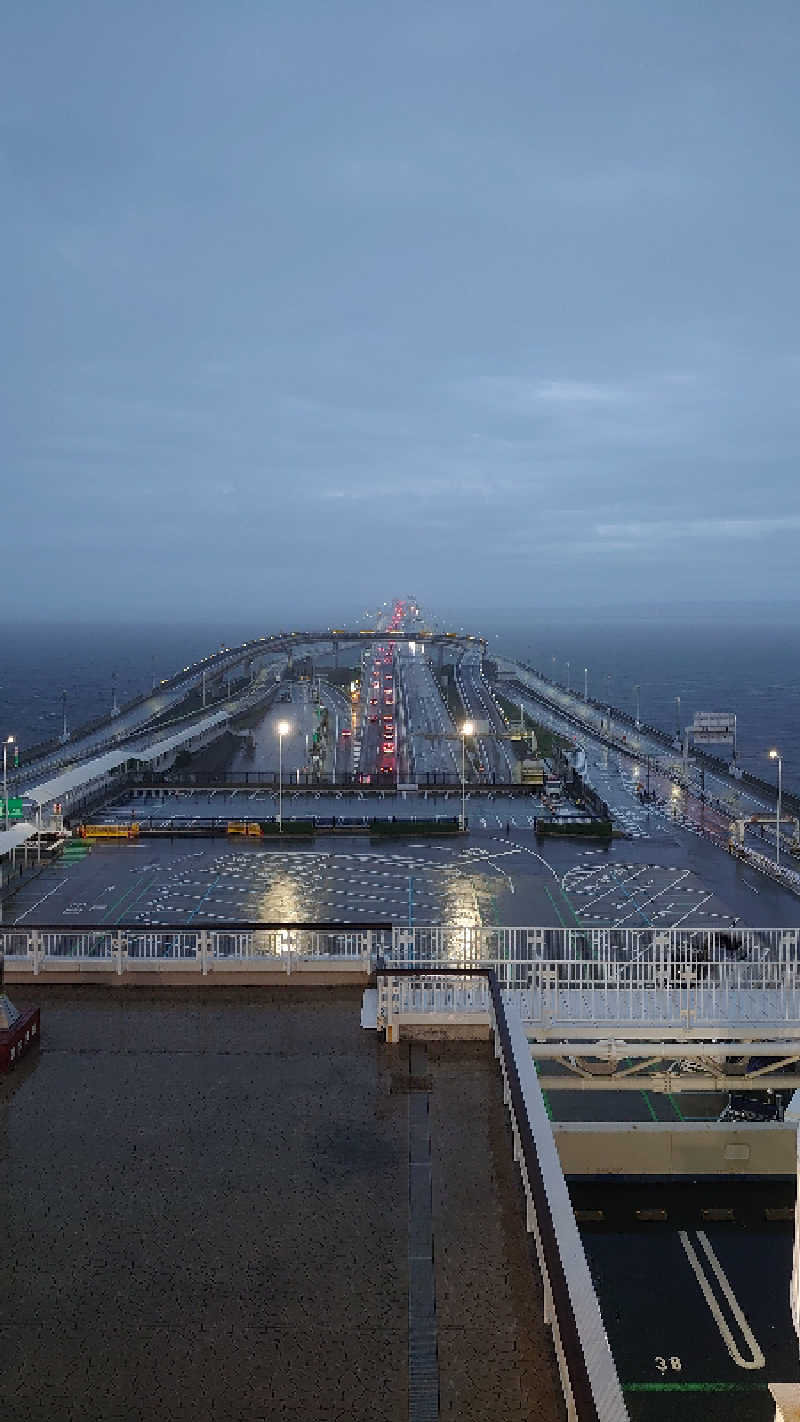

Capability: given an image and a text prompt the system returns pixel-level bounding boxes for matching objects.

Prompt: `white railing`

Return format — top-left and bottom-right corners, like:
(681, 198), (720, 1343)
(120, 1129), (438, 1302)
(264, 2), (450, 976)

(6, 924), (800, 1023)
(377, 925), (800, 1034)
(0, 926), (388, 976)
(387, 924), (798, 966)
(379, 966), (800, 1034)
(489, 984), (628, 1420)
(375, 963), (628, 1421)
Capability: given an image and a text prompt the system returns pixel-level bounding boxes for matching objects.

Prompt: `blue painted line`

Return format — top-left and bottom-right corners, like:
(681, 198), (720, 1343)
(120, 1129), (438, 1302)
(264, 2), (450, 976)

(186, 871), (227, 924)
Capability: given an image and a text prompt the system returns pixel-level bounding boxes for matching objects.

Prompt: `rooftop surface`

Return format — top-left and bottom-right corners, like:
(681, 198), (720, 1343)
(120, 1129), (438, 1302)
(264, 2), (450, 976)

(0, 987), (563, 1422)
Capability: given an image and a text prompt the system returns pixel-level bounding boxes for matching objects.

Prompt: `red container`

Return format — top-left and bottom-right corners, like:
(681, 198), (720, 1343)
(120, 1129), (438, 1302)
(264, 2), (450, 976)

(0, 1007), (41, 1072)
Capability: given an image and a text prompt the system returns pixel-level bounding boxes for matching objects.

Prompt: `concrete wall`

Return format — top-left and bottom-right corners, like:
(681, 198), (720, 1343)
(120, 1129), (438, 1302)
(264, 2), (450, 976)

(553, 1120), (797, 1177)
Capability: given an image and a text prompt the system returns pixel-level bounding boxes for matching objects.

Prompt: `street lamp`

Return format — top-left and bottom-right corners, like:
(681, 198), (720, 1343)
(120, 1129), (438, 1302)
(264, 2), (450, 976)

(461, 721), (474, 830)
(277, 720), (290, 832)
(769, 749), (783, 866)
(3, 735), (16, 833)
(583, 667), (588, 701)
(565, 660), (571, 693)
(633, 684), (641, 729)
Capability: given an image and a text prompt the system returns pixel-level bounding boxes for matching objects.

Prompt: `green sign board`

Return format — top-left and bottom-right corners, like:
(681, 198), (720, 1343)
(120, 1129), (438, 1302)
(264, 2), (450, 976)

(0, 798), (24, 821)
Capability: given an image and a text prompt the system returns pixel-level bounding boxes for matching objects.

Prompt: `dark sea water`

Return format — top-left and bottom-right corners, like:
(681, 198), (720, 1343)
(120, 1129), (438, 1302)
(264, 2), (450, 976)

(491, 614), (800, 796)
(1, 614), (798, 793)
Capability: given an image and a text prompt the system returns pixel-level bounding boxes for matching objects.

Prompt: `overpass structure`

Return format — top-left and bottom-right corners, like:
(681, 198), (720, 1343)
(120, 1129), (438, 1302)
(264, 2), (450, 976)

(11, 628), (484, 790)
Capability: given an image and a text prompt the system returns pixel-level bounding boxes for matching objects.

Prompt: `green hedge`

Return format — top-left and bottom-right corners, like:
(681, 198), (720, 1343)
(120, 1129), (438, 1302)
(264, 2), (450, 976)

(261, 819), (315, 836)
(370, 818), (461, 836)
(536, 819), (612, 838)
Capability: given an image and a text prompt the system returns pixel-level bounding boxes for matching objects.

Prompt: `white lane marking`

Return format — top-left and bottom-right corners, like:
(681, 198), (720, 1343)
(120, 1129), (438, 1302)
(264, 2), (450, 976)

(14, 878), (70, 922)
(670, 892), (714, 928)
(679, 1230), (765, 1370)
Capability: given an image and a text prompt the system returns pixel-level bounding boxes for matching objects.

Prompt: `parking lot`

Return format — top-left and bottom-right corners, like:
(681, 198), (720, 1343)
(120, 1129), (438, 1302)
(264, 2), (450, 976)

(562, 861), (737, 931)
(570, 1180), (799, 1421)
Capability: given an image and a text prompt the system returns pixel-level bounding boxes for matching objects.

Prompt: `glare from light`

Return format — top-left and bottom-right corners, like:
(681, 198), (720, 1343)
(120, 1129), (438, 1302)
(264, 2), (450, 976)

(278, 720), (290, 737)
(462, 721), (474, 736)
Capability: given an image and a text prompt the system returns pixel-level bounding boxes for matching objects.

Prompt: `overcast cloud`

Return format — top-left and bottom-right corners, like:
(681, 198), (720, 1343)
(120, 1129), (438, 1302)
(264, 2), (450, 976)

(3, 1), (799, 619)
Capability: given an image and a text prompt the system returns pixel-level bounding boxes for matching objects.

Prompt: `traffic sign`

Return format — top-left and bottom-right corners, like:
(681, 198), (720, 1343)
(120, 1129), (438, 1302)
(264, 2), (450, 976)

(0, 798), (25, 821)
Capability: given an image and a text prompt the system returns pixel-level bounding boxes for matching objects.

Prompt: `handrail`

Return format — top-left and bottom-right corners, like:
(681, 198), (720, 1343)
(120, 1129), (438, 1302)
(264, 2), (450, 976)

(376, 964), (627, 1421)
(0, 919), (392, 932)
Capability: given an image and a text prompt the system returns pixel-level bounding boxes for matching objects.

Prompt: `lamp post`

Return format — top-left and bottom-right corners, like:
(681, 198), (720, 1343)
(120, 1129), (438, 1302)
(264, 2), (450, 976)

(461, 721), (474, 830)
(277, 720), (289, 832)
(769, 749), (783, 866)
(633, 684), (641, 729)
(565, 660), (571, 693)
(3, 735), (15, 833)
(584, 667), (588, 701)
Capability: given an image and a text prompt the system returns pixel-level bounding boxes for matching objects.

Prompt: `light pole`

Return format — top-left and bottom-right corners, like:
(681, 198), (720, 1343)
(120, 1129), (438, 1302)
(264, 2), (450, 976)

(583, 667), (588, 701)
(769, 749), (783, 866)
(675, 696), (681, 741)
(461, 721), (474, 830)
(633, 684), (641, 729)
(565, 660), (571, 693)
(3, 735), (15, 833)
(277, 720), (289, 832)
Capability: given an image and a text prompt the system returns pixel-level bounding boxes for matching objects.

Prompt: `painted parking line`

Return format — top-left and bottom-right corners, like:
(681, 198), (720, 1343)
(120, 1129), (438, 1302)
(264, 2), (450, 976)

(14, 878), (70, 922)
(679, 1231), (765, 1371)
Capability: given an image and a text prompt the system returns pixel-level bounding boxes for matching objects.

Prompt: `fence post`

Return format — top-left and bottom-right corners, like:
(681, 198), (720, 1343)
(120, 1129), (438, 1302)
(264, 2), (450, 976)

(199, 931), (210, 976)
(112, 932), (124, 976)
(386, 974), (400, 1043)
(286, 931), (293, 976)
(365, 929), (373, 972)
(30, 930), (42, 976)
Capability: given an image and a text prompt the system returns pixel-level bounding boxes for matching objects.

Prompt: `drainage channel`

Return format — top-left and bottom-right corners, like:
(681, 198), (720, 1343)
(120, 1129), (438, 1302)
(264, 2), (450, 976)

(407, 1041), (439, 1422)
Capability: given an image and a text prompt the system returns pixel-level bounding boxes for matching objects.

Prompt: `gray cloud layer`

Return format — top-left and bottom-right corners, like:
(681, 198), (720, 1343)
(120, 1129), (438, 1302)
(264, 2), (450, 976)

(4, 1), (799, 618)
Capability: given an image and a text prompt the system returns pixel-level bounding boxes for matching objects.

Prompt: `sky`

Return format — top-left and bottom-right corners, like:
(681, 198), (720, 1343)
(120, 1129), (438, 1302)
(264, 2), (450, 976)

(4, 1), (800, 621)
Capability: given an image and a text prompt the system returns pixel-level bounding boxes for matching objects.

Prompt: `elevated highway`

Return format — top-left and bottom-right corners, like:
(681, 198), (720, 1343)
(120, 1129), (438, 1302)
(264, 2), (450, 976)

(12, 629), (483, 792)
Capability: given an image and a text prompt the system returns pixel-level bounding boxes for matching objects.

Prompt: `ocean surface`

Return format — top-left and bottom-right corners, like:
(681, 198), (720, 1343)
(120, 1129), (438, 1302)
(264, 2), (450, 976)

(2, 614), (798, 794)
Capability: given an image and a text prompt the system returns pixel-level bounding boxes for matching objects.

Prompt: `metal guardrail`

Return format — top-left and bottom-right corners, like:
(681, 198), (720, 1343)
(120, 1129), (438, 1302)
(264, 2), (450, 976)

(0, 923), (391, 976)
(376, 964), (627, 1421)
(380, 926), (800, 1033)
(5, 923), (800, 1029)
(386, 923), (795, 963)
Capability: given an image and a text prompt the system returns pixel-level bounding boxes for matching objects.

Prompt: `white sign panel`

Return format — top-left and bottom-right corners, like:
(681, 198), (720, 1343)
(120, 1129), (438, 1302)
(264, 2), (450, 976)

(693, 712), (736, 731)
(690, 712), (736, 745)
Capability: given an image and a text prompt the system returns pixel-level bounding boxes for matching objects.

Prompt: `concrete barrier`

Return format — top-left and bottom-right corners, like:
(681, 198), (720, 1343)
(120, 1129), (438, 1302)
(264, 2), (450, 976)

(553, 1120), (796, 1177)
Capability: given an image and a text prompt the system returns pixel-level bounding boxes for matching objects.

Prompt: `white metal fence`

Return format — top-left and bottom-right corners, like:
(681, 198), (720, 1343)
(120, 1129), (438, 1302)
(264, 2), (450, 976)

(5, 925), (800, 1025)
(386, 924), (798, 965)
(0, 927), (388, 975)
(375, 926), (800, 1034)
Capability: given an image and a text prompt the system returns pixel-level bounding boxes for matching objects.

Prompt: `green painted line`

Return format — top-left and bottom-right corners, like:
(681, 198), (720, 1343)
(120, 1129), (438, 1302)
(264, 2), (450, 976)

(534, 1062), (554, 1119)
(560, 890), (582, 927)
(640, 1090), (658, 1122)
(668, 1093), (686, 1121)
(102, 871), (159, 924)
(543, 884), (567, 928)
(624, 1382), (766, 1393)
